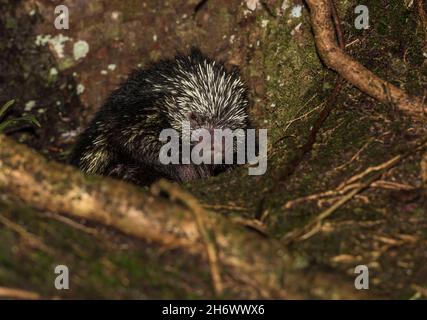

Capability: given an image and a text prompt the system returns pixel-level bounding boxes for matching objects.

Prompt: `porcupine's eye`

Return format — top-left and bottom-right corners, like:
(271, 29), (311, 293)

(188, 112), (202, 128)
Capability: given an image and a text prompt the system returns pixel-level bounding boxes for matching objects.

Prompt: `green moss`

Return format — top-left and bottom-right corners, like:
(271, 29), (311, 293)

(349, 0), (427, 95)
(259, 17), (326, 142)
(0, 199), (214, 299)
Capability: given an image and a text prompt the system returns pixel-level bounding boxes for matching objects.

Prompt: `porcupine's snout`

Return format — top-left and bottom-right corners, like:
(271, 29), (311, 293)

(196, 128), (231, 164)
(210, 129), (228, 157)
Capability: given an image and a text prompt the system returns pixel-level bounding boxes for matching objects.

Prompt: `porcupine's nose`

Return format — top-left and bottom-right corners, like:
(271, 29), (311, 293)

(209, 129), (215, 150)
(210, 128), (226, 155)
(194, 128), (226, 163)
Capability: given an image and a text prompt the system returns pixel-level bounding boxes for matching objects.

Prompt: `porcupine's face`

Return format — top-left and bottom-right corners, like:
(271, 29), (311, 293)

(163, 53), (249, 162)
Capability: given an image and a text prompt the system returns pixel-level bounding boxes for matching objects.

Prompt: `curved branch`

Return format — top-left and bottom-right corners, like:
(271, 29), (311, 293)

(305, 0), (426, 118)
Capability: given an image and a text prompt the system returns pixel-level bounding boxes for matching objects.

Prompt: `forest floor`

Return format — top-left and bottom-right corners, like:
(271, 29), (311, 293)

(0, 0), (426, 299)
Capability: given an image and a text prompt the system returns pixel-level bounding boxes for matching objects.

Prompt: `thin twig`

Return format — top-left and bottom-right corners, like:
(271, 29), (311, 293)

(0, 213), (55, 255)
(231, 217), (269, 236)
(335, 138), (374, 170)
(282, 138), (427, 244)
(202, 204), (249, 212)
(155, 181), (224, 296)
(284, 176), (417, 210)
(282, 179), (371, 244)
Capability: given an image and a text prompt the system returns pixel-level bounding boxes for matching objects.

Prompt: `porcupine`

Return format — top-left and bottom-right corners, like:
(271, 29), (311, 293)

(70, 49), (249, 186)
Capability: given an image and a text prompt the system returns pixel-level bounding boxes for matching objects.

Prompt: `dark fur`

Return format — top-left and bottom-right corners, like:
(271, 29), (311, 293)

(70, 49), (248, 186)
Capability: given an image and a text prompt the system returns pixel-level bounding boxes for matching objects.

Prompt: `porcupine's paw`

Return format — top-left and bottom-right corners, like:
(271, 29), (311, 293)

(174, 164), (212, 183)
(107, 163), (154, 186)
(107, 163), (141, 183)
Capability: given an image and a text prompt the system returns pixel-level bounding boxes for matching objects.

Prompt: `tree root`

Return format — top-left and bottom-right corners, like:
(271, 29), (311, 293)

(305, 0), (426, 118)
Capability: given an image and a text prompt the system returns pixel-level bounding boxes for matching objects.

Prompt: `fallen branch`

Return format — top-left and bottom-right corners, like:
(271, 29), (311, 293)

(0, 287), (41, 300)
(305, 0), (427, 118)
(0, 135), (372, 299)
